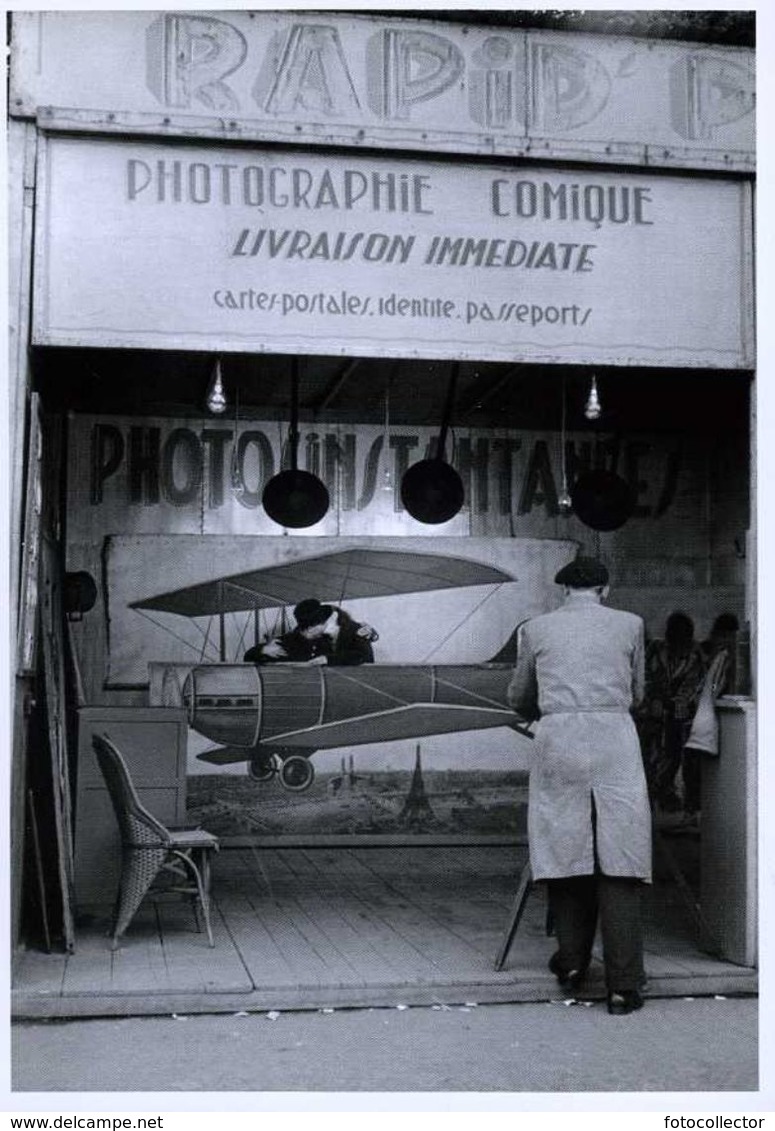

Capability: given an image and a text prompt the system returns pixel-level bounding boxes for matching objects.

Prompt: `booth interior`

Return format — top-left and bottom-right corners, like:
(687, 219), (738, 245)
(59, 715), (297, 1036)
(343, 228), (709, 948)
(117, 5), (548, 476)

(14, 344), (756, 1012)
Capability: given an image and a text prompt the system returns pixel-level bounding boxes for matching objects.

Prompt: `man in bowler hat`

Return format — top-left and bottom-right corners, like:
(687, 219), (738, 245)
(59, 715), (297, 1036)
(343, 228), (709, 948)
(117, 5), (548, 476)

(292, 598), (376, 666)
(508, 556), (651, 1015)
(246, 599), (376, 666)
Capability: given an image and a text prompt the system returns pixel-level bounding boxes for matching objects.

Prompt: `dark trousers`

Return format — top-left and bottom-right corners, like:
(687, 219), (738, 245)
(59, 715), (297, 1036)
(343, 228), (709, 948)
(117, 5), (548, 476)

(546, 874), (645, 993)
(681, 748), (702, 814)
(643, 715), (690, 809)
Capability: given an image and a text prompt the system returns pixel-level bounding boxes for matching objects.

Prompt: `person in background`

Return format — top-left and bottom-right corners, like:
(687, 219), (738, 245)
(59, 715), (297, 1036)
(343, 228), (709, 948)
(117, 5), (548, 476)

(700, 612), (740, 676)
(639, 611), (706, 814)
(680, 613), (740, 825)
(245, 599), (377, 666)
(508, 557), (651, 1016)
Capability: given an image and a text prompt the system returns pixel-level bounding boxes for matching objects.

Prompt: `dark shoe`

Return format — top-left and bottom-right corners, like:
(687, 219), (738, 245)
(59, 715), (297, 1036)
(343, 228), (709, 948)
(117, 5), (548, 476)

(549, 951), (587, 993)
(607, 989), (644, 1016)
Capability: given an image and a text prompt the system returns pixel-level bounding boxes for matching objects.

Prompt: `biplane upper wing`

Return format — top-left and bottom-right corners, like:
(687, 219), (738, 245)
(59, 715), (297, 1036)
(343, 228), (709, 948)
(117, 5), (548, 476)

(258, 703), (530, 750)
(130, 548), (515, 617)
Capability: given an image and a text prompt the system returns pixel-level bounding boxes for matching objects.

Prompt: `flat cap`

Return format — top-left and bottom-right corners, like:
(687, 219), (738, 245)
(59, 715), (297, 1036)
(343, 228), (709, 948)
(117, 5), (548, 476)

(554, 556), (609, 588)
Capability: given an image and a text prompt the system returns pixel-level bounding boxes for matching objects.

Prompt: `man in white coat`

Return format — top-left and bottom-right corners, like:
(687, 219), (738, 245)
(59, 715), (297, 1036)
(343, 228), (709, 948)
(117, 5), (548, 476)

(508, 556), (651, 1015)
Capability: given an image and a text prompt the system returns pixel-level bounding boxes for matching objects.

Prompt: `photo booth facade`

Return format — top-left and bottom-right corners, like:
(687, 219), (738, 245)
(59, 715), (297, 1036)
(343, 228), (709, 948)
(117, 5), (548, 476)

(9, 11), (755, 966)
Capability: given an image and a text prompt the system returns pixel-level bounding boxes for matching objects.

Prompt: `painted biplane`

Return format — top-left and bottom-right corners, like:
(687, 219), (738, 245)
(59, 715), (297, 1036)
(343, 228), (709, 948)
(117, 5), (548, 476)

(131, 548), (534, 792)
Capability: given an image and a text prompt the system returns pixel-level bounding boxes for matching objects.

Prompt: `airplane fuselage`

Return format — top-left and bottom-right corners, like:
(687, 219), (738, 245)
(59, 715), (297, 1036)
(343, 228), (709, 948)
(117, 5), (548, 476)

(182, 662), (515, 750)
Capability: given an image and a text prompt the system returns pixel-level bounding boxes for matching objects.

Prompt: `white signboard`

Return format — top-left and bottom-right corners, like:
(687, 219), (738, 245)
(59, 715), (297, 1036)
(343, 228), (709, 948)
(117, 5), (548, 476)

(11, 11), (755, 171)
(35, 136), (753, 368)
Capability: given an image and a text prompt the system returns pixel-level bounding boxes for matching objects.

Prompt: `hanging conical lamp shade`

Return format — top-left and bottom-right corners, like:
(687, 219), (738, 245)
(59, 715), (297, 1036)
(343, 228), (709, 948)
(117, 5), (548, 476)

(262, 469), (330, 528)
(400, 460), (465, 524)
(570, 468), (636, 531)
(262, 362), (330, 528)
(400, 364), (465, 524)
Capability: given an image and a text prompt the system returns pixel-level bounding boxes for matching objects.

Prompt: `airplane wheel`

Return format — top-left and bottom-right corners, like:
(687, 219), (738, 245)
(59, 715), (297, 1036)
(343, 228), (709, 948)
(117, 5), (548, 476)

(248, 755), (277, 783)
(279, 755), (315, 793)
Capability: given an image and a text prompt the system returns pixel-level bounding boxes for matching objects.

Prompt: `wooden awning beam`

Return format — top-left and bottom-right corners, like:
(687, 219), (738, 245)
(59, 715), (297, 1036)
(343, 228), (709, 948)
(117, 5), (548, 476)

(312, 359), (362, 414)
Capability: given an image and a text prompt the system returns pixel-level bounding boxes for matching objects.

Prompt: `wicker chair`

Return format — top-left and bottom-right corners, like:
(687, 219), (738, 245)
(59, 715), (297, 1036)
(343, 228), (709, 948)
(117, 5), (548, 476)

(92, 733), (219, 949)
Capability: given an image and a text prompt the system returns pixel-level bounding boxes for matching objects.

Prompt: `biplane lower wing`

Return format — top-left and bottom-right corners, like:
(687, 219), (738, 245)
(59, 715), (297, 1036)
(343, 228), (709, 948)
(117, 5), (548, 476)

(196, 745), (257, 766)
(257, 703), (528, 750)
(194, 704), (534, 766)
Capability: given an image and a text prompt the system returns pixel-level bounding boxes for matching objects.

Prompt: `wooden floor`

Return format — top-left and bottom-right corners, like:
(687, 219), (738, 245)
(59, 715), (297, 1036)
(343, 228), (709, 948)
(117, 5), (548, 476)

(12, 845), (757, 1018)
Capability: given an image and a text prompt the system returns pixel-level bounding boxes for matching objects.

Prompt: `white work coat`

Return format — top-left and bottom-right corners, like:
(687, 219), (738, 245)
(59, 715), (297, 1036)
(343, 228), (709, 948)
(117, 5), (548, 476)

(508, 592), (651, 882)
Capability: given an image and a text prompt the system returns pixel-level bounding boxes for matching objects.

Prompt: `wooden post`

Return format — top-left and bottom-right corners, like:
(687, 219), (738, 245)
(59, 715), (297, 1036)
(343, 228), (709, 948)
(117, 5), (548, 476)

(9, 118), (38, 949)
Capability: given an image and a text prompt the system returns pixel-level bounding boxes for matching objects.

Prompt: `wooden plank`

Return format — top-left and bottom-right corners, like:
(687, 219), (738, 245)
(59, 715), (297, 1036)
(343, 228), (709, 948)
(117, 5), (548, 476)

(639, 949), (703, 979)
(352, 849), (557, 978)
(26, 789), (51, 952)
(241, 898), (330, 988)
(255, 856), (374, 988)
(372, 845), (526, 918)
(214, 846), (308, 903)
(12, 950), (67, 997)
(396, 874), (529, 954)
(291, 850), (422, 985)
(255, 890), (365, 989)
(318, 846), (522, 962)
(62, 904), (170, 996)
(8, 119), (36, 661)
(321, 871), (483, 981)
(244, 846), (304, 884)
(334, 845), (530, 944)
(14, 965), (758, 1019)
(16, 393), (41, 675)
(212, 891), (303, 990)
(494, 862), (533, 972)
(153, 900), (252, 994)
(358, 843), (522, 877)
(273, 887), (395, 987)
(40, 530), (76, 953)
(291, 849), (450, 984)
(357, 850), (549, 976)
(349, 850), (511, 973)
(345, 846), (521, 893)
(218, 865), (339, 990)
(296, 900), (408, 985)
(221, 835), (526, 849)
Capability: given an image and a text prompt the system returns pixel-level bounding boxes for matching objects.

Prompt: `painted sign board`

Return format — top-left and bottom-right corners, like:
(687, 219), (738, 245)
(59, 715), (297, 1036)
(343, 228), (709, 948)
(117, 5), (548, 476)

(66, 413), (705, 546)
(11, 11), (754, 172)
(34, 136), (753, 368)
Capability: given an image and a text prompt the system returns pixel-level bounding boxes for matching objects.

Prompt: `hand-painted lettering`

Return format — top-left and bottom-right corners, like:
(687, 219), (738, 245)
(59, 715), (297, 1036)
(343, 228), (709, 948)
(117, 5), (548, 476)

(87, 422), (675, 521)
(145, 13), (247, 113)
(367, 28), (464, 120)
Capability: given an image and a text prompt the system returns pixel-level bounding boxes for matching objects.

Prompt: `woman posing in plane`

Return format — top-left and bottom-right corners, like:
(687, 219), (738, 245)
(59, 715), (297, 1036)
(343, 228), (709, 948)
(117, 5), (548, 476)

(245, 598), (378, 666)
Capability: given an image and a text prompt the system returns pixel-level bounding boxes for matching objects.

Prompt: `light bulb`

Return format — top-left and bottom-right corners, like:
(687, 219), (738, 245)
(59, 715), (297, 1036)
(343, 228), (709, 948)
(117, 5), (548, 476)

(382, 464), (393, 492)
(206, 360), (227, 415)
(558, 488), (573, 514)
(584, 376), (601, 421)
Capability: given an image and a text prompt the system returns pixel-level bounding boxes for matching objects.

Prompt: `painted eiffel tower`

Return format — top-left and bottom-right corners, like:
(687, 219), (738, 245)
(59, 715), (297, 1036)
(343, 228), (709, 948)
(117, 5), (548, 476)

(398, 744), (435, 825)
